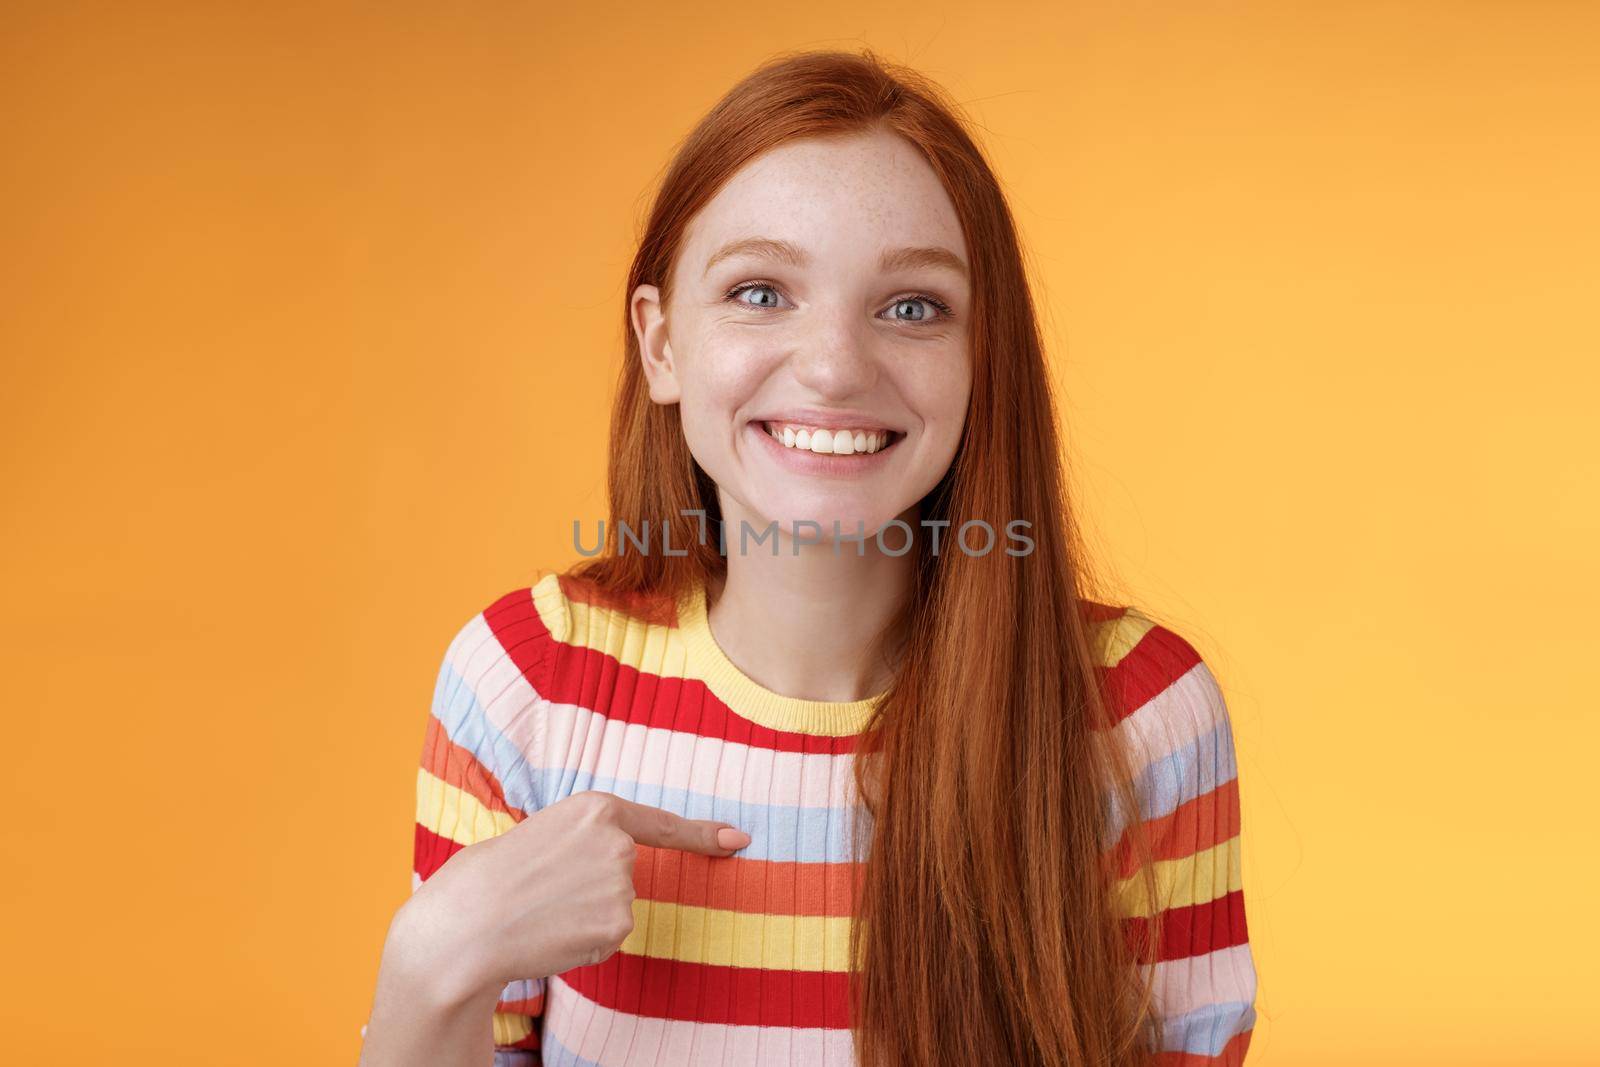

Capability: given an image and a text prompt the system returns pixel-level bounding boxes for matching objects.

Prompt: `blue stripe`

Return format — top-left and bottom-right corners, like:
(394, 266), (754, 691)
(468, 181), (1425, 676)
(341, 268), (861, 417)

(1138, 717), (1238, 820)
(537, 1028), (600, 1067)
(543, 771), (870, 865)
(1158, 999), (1257, 1056)
(431, 625), (871, 862)
(431, 646), (547, 816)
(1104, 718), (1239, 843)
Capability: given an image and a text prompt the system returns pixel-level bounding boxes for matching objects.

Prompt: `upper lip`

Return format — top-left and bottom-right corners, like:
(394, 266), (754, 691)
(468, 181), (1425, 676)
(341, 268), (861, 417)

(749, 407), (903, 434)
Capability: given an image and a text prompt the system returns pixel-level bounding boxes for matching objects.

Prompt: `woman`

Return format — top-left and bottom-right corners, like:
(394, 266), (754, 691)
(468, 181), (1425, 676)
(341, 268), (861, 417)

(360, 48), (1258, 1067)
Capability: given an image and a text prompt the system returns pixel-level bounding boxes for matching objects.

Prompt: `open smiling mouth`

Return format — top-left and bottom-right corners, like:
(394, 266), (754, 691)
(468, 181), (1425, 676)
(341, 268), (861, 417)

(752, 420), (906, 456)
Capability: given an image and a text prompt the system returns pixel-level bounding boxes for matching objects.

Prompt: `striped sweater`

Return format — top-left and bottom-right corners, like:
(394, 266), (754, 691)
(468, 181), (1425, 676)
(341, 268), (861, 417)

(408, 570), (1258, 1066)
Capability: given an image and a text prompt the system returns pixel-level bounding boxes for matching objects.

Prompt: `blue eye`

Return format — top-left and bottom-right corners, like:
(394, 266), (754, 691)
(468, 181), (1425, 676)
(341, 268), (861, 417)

(728, 283), (783, 308)
(887, 297), (948, 322)
(722, 281), (954, 324)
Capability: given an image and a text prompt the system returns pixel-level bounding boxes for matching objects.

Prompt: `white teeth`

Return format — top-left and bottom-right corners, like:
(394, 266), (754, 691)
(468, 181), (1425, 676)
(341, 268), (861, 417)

(762, 421), (896, 455)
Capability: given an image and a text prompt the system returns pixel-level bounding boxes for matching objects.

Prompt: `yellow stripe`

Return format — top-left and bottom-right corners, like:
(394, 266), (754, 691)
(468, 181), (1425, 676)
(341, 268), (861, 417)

(1112, 834), (1242, 917)
(1090, 607), (1158, 669)
(415, 767), (519, 847)
(545, 579), (691, 678)
(619, 849), (1237, 963)
(542, 575), (1148, 732)
(530, 571), (570, 643)
(542, 575), (1159, 686)
(491, 1010), (535, 1045)
(621, 897), (856, 972)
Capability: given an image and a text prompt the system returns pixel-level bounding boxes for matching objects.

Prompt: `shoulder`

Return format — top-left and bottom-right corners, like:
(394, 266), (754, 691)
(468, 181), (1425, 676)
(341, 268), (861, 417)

(1085, 602), (1238, 778)
(431, 571), (569, 708)
(418, 583), (560, 835)
(436, 567), (681, 696)
(421, 573), (593, 821)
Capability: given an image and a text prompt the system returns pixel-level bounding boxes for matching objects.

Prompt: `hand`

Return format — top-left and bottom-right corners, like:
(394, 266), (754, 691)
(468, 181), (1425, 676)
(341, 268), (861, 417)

(401, 790), (752, 1001)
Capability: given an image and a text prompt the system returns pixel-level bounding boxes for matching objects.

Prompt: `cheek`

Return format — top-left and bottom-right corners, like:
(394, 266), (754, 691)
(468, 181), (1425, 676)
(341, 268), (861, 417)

(683, 333), (784, 412)
(902, 350), (972, 430)
(673, 335), (784, 475)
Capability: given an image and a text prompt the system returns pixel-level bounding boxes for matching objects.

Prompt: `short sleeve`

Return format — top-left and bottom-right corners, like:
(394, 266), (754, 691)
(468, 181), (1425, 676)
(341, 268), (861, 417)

(411, 606), (550, 1066)
(1106, 615), (1259, 1067)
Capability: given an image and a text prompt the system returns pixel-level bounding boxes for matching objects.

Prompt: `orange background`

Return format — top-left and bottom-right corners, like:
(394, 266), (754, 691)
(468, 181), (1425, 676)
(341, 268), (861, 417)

(3, 3), (1596, 1064)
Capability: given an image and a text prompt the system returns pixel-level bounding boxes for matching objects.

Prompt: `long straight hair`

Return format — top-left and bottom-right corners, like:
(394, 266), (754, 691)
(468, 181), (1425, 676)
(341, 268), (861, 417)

(568, 49), (1166, 1067)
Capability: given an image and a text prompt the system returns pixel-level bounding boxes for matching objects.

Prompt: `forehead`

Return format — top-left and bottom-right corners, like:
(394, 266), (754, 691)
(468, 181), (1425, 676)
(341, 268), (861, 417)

(679, 129), (965, 266)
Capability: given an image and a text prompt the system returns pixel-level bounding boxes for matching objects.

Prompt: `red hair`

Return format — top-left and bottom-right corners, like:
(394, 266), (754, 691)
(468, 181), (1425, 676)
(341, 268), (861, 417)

(569, 47), (1165, 1067)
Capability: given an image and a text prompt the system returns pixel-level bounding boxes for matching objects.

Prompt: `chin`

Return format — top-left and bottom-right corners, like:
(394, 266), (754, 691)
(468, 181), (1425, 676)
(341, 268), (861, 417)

(739, 498), (909, 544)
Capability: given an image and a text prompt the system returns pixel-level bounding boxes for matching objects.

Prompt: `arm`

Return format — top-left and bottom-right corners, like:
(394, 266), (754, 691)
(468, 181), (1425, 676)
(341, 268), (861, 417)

(1111, 621), (1259, 1067)
(356, 902), (507, 1067)
(359, 608), (549, 1066)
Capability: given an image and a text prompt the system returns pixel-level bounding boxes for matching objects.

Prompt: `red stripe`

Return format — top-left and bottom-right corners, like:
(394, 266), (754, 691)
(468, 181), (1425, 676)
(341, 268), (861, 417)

(480, 586), (866, 755)
(1121, 889), (1250, 963)
(559, 952), (855, 1028)
(1099, 621), (1204, 725)
(481, 587), (560, 698)
(548, 643), (864, 755)
(413, 822), (466, 882)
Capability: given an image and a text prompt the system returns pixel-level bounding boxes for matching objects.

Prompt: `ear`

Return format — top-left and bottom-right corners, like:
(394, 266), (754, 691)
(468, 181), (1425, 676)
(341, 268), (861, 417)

(630, 283), (681, 405)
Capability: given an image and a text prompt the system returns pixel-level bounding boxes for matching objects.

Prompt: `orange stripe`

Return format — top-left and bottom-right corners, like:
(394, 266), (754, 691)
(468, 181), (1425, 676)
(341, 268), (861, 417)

(634, 846), (865, 917)
(497, 991), (545, 1016)
(420, 715), (521, 818)
(1111, 777), (1241, 878)
(1156, 1026), (1252, 1067)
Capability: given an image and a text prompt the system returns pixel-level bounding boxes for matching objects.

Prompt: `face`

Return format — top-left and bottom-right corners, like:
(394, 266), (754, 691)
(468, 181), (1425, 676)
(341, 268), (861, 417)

(630, 126), (973, 551)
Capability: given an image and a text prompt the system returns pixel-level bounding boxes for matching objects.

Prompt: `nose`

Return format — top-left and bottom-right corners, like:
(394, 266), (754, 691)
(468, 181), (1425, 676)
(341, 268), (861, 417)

(786, 303), (880, 398)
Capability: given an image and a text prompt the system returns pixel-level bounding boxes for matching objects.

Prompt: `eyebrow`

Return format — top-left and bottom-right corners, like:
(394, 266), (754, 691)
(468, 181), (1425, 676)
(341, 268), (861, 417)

(703, 236), (968, 280)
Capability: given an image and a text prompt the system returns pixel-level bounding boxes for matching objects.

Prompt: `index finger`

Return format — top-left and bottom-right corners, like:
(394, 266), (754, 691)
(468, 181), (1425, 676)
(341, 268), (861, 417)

(607, 795), (751, 856)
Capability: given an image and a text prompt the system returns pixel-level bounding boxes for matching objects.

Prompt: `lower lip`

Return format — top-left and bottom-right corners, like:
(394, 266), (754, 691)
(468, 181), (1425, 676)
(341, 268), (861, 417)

(748, 421), (903, 476)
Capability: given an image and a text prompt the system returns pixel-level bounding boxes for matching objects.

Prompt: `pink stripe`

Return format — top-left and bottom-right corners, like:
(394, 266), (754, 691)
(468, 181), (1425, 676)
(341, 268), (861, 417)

(542, 976), (856, 1067)
(523, 701), (858, 809)
(1146, 945), (1257, 1016)
(1111, 664), (1227, 773)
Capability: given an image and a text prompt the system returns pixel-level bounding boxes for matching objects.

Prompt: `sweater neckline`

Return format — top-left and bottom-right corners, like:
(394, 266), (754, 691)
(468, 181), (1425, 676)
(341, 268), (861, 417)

(675, 574), (887, 737)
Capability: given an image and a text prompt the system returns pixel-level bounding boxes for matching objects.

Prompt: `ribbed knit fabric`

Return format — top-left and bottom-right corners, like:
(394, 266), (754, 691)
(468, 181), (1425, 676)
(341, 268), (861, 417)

(409, 570), (1258, 1066)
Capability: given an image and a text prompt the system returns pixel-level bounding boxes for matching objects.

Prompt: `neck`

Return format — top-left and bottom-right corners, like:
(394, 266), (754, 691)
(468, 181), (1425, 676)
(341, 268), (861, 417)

(705, 501), (918, 703)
